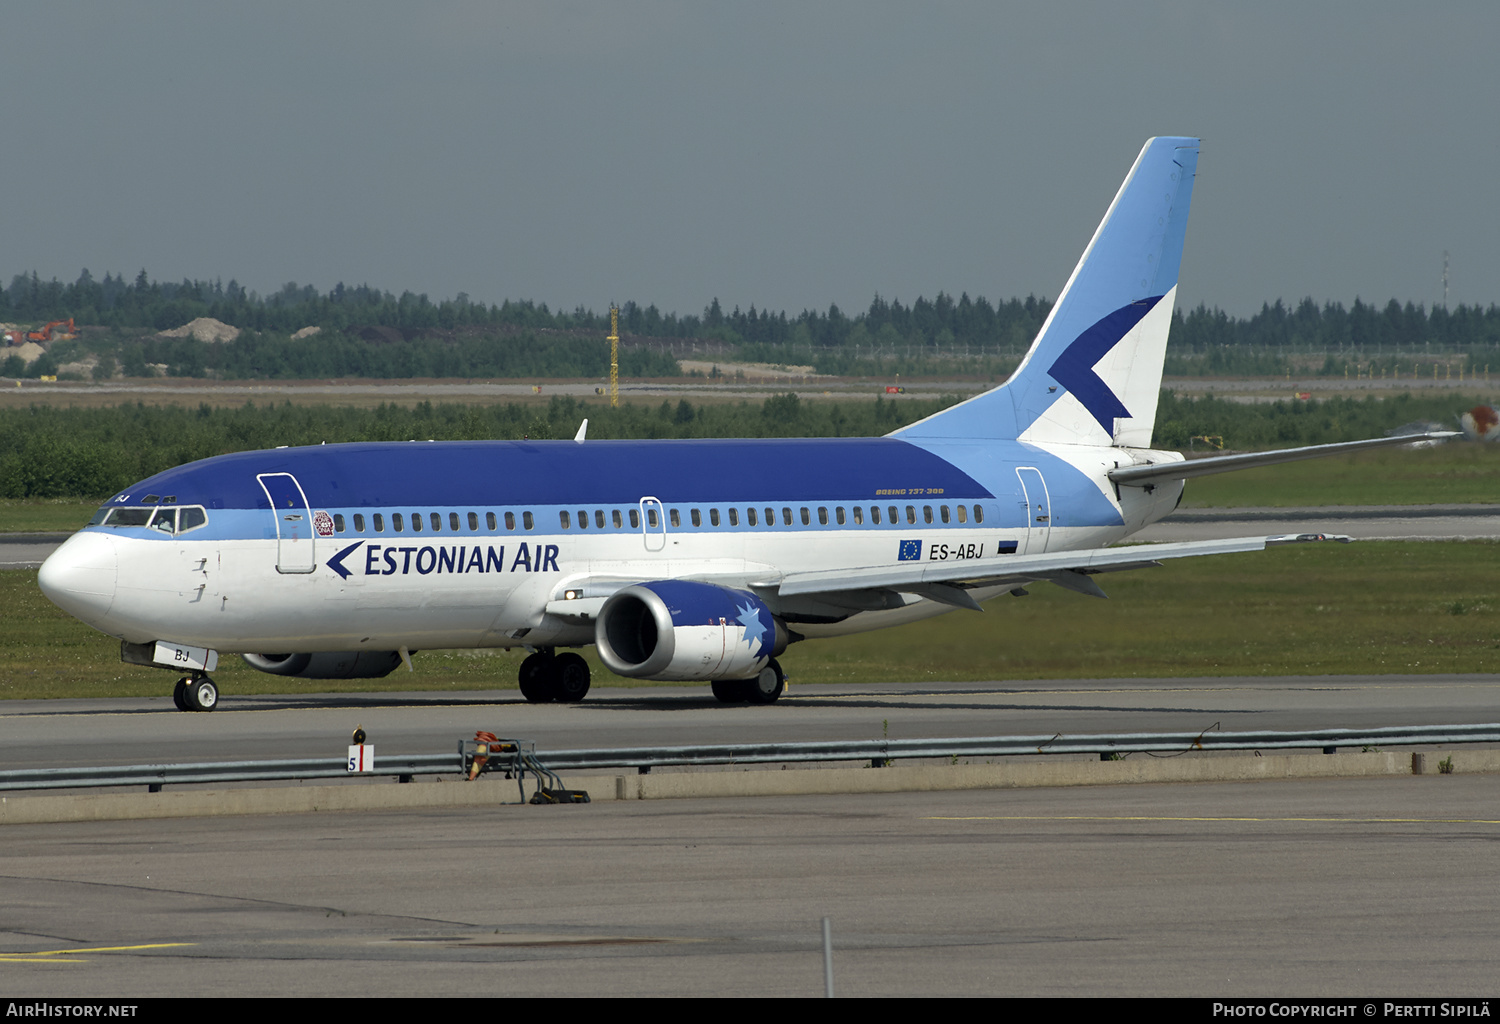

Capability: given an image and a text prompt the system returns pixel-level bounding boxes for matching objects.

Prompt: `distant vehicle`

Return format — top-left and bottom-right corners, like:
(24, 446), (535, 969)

(38, 138), (1455, 712)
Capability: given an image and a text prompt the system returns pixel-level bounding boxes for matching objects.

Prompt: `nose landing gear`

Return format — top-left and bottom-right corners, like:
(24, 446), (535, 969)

(173, 675), (219, 712)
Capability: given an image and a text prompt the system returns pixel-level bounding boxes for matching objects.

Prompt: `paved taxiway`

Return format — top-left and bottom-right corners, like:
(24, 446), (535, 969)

(4, 775), (1498, 997)
(3, 676), (1498, 773)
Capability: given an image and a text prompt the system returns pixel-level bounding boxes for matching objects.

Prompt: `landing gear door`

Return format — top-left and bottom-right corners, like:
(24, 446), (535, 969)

(257, 472), (316, 574)
(639, 496), (667, 552)
(1015, 467), (1052, 555)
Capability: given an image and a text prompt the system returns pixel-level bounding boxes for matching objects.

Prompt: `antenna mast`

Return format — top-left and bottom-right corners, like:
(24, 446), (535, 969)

(608, 304), (620, 408)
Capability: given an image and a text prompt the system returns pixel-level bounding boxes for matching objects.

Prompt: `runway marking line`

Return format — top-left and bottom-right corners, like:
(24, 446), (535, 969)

(2, 942), (194, 963)
(927, 815), (1500, 825)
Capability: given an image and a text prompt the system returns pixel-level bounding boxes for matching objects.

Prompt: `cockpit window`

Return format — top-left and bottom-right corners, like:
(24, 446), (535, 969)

(177, 507), (207, 533)
(98, 505), (208, 534)
(102, 508), (153, 528)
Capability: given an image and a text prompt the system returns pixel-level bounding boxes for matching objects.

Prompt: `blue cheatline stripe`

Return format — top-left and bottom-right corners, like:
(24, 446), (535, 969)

(109, 437), (996, 512)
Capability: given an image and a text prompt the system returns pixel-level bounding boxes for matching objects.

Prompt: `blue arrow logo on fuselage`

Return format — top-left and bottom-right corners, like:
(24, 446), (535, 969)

(326, 541), (362, 579)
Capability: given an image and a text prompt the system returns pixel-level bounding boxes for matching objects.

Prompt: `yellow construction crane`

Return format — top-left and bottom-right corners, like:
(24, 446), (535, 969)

(608, 305), (619, 407)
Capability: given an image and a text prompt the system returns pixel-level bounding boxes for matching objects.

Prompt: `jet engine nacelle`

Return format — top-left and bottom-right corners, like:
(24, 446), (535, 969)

(241, 651), (404, 679)
(595, 581), (788, 681)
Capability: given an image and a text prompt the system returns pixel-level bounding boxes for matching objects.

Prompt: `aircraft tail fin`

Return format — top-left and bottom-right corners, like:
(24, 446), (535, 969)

(894, 136), (1200, 448)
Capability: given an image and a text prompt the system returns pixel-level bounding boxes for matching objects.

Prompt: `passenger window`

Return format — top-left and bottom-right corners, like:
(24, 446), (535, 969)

(709, 508), (720, 526)
(645, 508), (656, 528)
(817, 507), (828, 525)
(869, 506), (880, 524)
(431, 512), (442, 531)
(333, 513), (346, 533)
(781, 507), (792, 525)
(766, 508), (776, 525)
(613, 509), (623, 528)
(924, 506), (933, 524)
(889, 506), (899, 524)
(973, 504), (984, 524)
(450, 512), (461, 531)
(836, 507), (845, 525)
(690, 509), (701, 527)
(631, 508), (641, 528)
(393, 513), (404, 532)
(800, 508), (810, 526)
(747, 508), (757, 526)
(523, 511), (534, 530)
(354, 513), (366, 533)
(940, 505), (950, 524)
(906, 506), (917, 524)
(852, 506), (862, 525)
(595, 510), (606, 529)
(669, 509), (681, 528)
(560, 510), (571, 529)
(411, 513), (422, 533)
(728, 508), (738, 526)
(374, 513), (385, 533)
(956, 505), (967, 524)
(577, 509), (589, 530)
(468, 512), (478, 531)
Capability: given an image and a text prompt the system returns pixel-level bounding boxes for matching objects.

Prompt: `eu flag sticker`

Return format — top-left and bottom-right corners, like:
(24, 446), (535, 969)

(898, 539), (922, 561)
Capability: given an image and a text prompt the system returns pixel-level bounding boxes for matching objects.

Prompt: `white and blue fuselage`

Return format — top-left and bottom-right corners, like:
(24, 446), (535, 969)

(43, 433), (1185, 654)
(44, 137), (1413, 710)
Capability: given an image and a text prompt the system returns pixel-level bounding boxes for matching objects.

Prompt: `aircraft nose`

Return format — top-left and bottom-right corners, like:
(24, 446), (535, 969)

(38, 531), (118, 626)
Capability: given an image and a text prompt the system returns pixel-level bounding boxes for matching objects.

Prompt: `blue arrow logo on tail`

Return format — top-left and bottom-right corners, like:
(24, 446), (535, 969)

(326, 541), (363, 579)
(1046, 296), (1163, 433)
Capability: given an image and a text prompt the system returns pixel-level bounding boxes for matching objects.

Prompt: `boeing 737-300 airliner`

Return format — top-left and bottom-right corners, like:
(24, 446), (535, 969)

(37, 138), (1454, 711)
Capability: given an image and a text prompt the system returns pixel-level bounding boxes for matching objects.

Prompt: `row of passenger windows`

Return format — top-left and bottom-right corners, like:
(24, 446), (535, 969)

(332, 503), (985, 535)
(335, 510), (532, 535)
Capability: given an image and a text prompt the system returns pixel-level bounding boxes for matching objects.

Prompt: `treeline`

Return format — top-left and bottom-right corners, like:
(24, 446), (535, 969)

(0, 390), (1479, 500)
(7, 269), (1499, 365)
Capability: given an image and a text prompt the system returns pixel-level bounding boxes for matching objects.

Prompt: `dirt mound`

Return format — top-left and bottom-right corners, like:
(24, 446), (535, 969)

(291, 326), (322, 340)
(159, 317), (241, 343)
(7, 341), (46, 365)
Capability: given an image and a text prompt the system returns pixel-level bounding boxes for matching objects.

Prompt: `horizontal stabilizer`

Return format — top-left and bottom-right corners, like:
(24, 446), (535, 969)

(1109, 432), (1460, 488)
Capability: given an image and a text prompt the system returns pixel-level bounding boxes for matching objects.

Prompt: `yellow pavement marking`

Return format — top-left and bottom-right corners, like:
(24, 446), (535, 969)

(4, 942), (195, 963)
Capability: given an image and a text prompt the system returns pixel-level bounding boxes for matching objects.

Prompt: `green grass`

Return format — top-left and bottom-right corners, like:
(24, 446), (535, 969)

(5, 540), (1498, 701)
(0, 499), (98, 533)
(1180, 442), (1500, 507)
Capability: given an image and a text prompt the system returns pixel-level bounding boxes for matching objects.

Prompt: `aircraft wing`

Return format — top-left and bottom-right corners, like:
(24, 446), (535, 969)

(1109, 431), (1459, 488)
(764, 533), (1347, 609)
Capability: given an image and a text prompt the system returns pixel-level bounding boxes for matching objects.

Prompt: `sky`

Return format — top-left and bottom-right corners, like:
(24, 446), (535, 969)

(4, 2), (1497, 321)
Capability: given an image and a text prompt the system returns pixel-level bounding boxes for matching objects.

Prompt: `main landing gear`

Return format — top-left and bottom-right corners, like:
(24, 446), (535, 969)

(173, 674), (219, 712)
(518, 649), (591, 704)
(711, 659), (785, 705)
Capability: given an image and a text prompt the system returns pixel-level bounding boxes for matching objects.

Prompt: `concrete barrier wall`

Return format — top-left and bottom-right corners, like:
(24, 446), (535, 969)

(4, 748), (1498, 825)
